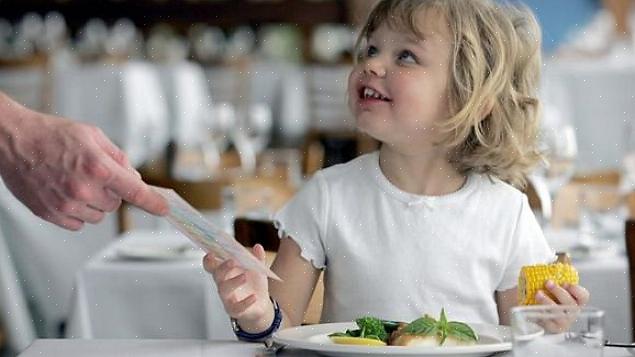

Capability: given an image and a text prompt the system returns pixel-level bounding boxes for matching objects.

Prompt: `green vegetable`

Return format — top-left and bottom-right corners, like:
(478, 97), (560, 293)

(356, 317), (389, 342)
(402, 308), (478, 345)
(328, 316), (392, 343)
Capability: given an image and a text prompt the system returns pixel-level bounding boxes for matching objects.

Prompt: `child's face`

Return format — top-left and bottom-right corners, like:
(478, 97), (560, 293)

(348, 9), (452, 151)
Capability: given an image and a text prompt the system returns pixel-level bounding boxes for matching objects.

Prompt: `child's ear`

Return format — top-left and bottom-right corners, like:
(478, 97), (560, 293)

(478, 99), (495, 121)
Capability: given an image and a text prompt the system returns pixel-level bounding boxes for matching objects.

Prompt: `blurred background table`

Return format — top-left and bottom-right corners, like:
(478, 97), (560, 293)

(542, 60), (635, 172)
(64, 229), (236, 340)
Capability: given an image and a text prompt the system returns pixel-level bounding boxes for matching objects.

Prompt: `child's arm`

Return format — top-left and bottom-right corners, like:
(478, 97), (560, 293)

(495, 288), (518, 325)
(203, 237), (320, 334)
(269, 237), (322, 328)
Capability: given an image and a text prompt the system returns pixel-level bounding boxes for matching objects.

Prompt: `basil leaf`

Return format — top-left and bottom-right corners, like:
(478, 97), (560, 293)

(439, 329), (447, 345)
(439, 309), (448, 329)
(402, 316), (437, 335)
(447, 321), (479, 342)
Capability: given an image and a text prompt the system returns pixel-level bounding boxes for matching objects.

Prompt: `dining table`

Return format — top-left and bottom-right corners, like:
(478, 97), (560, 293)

(17, 338), (635, 357)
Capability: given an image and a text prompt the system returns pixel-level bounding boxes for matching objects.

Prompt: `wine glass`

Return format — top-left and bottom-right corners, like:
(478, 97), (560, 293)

(541, 123), (578, 196)
(532, 122), (578, 228)
(232, 103), (273, 175)
(201, 102), (236, 176)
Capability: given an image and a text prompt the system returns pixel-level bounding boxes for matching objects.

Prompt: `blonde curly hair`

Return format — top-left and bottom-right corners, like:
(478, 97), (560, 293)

(355, 0), (542, 187)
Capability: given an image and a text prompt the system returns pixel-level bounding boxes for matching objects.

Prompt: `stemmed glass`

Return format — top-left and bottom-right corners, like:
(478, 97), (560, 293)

(232, 103), (273, 175)
(541, 123), (578, 196)
(532, 122), (578, 227)
(202, 102), (236, 177)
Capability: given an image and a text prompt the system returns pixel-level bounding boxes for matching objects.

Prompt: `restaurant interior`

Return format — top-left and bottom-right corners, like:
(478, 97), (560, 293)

(1, 0), (635, 356)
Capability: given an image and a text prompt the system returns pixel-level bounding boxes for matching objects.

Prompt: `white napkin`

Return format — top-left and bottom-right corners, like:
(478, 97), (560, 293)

(52, 61), (170, 167)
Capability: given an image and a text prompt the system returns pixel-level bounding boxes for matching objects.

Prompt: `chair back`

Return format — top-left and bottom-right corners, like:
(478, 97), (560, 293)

(625, 191), (635, 340)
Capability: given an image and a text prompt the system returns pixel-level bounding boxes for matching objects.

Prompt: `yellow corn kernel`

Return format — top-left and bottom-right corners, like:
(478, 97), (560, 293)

(518, 262), (579, 305)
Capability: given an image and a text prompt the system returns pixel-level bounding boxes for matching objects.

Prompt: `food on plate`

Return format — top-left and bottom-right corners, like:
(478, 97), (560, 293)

(518, 253), (579, 305)
(328, 309), (478, 347)
(329, 335), (387, 346)
(328, 316), (398, 346)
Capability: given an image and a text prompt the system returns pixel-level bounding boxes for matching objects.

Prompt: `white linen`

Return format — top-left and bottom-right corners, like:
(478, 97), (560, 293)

(0, 228), (36, 352)
(542, 60), (635, 171)
(0, 179), (116, 339)
(17, 339), (634, 357)
(0, 67), (45, 111)
(205, 61), (310, 146)
(576, 254), (630, 343)
(306, 65), (354, 132)
(65, 230), (234, 340)
(52, 61), (169, 167)
(273, 152), (554, 325)
(158, 61), (212, 146)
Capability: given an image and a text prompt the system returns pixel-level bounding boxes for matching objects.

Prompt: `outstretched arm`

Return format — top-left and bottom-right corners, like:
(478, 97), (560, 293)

(0, 92), (167, 230)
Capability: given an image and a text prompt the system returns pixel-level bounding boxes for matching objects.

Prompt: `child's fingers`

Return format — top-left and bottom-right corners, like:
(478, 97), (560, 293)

(535, 290), (557, 306)
(212, 259), (243, 284)
(252, 244), (266, 262)
(217, 273), (248, 298)
(563, 284), (590, 306)
(544, 281), (577, 306)
(202, 253), (220, 273)
(542, 318), (569, 334)
(227, 294), (258, 317)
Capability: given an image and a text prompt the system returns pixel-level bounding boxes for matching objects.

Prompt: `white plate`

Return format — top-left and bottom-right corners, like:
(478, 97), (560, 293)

(115, 243), (203, 261)
(273, 322), (512, 357)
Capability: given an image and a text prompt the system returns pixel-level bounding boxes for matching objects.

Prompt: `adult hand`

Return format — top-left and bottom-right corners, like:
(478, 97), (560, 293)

(0, 93), (168, 230)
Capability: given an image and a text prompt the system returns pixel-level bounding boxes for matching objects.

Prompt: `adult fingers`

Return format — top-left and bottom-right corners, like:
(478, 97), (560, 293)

(62, 181), (121, 213)
(37, 189), (85, 231)
(102, 158), (168, 216)
(91, 126), (133, 169)
(52, 186), (106, 224)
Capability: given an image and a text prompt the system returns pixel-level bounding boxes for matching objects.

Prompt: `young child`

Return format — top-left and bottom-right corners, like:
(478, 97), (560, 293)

(204, 0), (590, 340)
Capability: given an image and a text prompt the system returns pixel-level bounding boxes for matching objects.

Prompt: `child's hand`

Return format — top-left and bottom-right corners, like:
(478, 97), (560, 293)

(203, 244), (272, 331)
(535, 280), (590, 333)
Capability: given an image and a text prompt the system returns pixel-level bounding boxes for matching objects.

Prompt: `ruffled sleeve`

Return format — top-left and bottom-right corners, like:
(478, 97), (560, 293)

(497, 195), (555, 291)
(272, 172), (329, 270)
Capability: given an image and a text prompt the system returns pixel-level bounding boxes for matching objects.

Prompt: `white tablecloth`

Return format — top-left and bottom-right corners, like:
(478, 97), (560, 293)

(0, 67), (46, 112)
(65, 228), (633, 344)
(65, 230), (234, 340)
(0, 179), (117, 343)
(576, 255), (631, 343)
(544, 228), (632, 342)
(17, 339), (634, 357)
(542, 60), (635, 171)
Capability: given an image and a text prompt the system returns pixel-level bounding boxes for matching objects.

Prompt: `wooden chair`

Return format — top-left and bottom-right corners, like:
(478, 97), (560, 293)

(624, 192), (635, 341)
(233, 217), (324, 325)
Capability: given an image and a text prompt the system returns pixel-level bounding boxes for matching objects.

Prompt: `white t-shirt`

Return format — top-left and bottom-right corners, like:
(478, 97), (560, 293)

(273, 151), (554, 325)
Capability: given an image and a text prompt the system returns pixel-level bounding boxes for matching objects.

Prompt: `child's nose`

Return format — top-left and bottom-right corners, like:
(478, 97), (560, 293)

(363, 58), (386, 77)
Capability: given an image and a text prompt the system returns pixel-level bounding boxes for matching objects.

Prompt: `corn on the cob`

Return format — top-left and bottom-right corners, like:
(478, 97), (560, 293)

(518, 255), (579, 305)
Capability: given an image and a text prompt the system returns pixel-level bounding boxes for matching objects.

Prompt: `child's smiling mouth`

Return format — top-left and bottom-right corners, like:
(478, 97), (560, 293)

(357, 85), (392, 107)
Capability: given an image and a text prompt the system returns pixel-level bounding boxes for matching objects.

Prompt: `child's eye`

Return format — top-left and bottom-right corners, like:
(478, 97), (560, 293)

(397, 50), (417, 64)
(366, 45), (379, 58)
